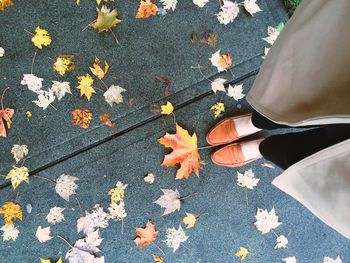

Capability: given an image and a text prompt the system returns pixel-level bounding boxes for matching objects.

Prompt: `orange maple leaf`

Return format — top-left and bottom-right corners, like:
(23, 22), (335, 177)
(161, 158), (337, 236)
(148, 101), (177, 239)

(0, 201), (22, 225)
(0, 0), (14, 12)
(100, 112), (116, 128)
(72, 109), (93, 129)
(134, 220), (158, 247)
(158, 123), (200, 179)
(90, 57), (109, 80)
(218, 53), (232, 70)
(0, 108), (14, 138)
(135, 0), (158, 19)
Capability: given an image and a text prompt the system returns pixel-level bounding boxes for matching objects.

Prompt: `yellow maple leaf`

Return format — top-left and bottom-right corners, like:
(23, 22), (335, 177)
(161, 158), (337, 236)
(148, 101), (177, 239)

(210, 102), (225, 118)
(53, 55), (75, 76)
(77, 74), (96, 100)
(0, 0), (14, 11)
(152, 254), (163, 263)
(5, 166), (29, 189)
(182, 212), (197, 228)
(161, 101), (174, 115)
(235, 247), (249, 261)
(0, 202), (23, 225)
(90, 57), (109, 80)
(40, 257), (63, 263)
(31, 27), (52, 49)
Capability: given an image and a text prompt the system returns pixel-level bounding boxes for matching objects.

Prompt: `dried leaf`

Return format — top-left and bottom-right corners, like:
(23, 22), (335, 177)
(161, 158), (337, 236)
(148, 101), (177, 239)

(0, 202), (22, 225)
(144, 173), (155, 184)
(33, 90), (55, 110)
(161, 101), (174, 115)
(136, 0), (158, 19)
(217, 0), (239, 25)
(210, 50), (232, 72)
(0, 224), (19, 241)
(0, 47), (5, 57)
(210, 102), (225, 119)
(46, 207), (65, 225)
(237, 169), (259, 190)
(193, 0), (209, 8)
(5, 166), (29, 189)
(154, 188), (181, 216)
(244, 0), (261, 16)
(324, 256), (342, 263)
(108, 181), (127, 203)
(0, 108), (14, 137)
(283, 257), (297, 263)
(91, 5), (122, 32)
(164, 225), (188, 252)
(275, 235), (288, 249)
(211, 78), (226, 93)
(72, 109), (93, 129)
(77, 204), (110, 234)
(152, 254), (164, 263)
(11, 144), (28, 163)
(90, 57), (109, 80)
(0, 0), (14, 12)
(104, 85), (126, 106)
(182, 213), (196, 228)
(50, 81), (71, 100)
(227, 84), (245, 101)
(53, 55), (75, 76)
(159, 123), (200, 179)
(55, 174), (79, 201)
(254, 207), (281, 234)
(108, 201), (127, 221)
(36, 226), (53, 243)
(100, 112), (116, 128)
(85, 230), (103, 247)
(134, 220), (158, 247)
(31, 27), (52, 49)
(263, 25), (282, 46)
(40, 258), (63, 263)
(21, 74), (43, 93)
(77, 74), (96, 100)
(160, 0), (177, 11)
(235, 247), (249, 261)
(191, 31), (217, 48)
(65, 237), (105, 263)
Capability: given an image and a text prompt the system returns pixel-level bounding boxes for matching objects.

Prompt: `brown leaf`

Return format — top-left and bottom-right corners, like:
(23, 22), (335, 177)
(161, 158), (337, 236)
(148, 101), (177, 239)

(0, 108), (14, 137)
(100, 112), (116, 128)
(134, 220), (158, 247)
(72, 109), (93, 129)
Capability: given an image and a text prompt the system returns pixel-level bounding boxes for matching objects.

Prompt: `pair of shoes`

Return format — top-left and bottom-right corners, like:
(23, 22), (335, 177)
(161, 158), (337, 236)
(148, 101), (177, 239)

(206, 113), (263, 167)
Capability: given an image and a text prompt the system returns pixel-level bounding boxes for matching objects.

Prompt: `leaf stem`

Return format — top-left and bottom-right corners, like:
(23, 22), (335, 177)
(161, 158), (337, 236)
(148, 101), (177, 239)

(109, 28), (120, 45)
(32, 174), (56, 185)
(57, 235), (74, 249)
(192, 64), (213, 83)
(1, 87), (10, 110)
(31, 51), (37, 74)
(23, 29), (34, 35)
(197, 145), (216, 150)
(82, 20), (96, 32)
(75, 196), (83, 216)
(152, 242), (165, 256)
(179, 192), (198, 201)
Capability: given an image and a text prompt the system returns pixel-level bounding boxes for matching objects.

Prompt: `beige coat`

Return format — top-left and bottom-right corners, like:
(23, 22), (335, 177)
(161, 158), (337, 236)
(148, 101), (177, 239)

(247, 0), (350, 239)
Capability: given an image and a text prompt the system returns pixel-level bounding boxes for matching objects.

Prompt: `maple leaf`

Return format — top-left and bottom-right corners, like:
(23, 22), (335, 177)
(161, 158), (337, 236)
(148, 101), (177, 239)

(211, 78), (226, 93)
(159, 123), (200, 179)
(210, 50), (232, 72)
(100, 112), (116, 128)
(103, 85), (126, 106)
(50, 81), (71, 100)
(144, 173), (155, 184)
(134, 220), (158, 247)
(65, 237), (104, 263)
(0, 108), (14, 137)
(55, 174), (79, 201)
(21, 74), (43, 93)
(244, 0), (261, 16)
(77, 74), (96, 100)
(85, 230), (103, 247)
(193, 0), (209, 8)
(210, 102), (225, 119)
(152, 254), (164, 263)
(11, 144), (28, 163)
(0, 0), (14, 12)
(0, 224), (19, 241)
(164, 225), (189, 252)
(91, 5), (122, 32)
(36, 226), (53, 243)
(108, 181), (127, 203)
(72, 109), (93, 129)
(77, 204), (110, 234)
(262, 47), (270, 59)
(275, 235), (288, 249)
(40, 258), (63, 263)
(324, 256), (342, 263)
(182, 213), (196, 228)
(235, 247), (249, 261)
(191, 31), (218, 48)
(227, 84), (245, 101)
(154, 188), (181, 215)
(90, 57), (109, 80)
(161, 101), (174, 115)
(46, 207), (65, 225)
(0, 47), (4, 57)
(283, 257), (297, 263)
(31, 26), (52, 49)
(108, 201), (127, 221)
(53, 55), (75, 76)
(254, 207), (281, 234)
(6, 166), (29, 189)
(0, 201), (22, 225)
(217, 0), (239, 25)
(136, 0), (158, 19)
(237, 169), (259, 190)
(263, 24), (283, 46)
(160, 0), (177, 11)
(33, 90), (56, 110)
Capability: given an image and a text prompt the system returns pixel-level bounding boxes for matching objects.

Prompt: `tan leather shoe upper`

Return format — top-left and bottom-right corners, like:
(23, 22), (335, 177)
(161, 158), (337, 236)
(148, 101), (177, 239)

(206, 113), (253, 146)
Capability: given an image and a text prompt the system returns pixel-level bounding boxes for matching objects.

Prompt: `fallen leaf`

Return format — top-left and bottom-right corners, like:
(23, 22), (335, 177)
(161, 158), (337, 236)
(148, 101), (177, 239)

(26, 111), (32, 120)
(5, 166), (29, 189)
(263, 24), (283, 46)
(237, 169), (259, 190)
(85, 230), (103, 247)
(283, 257), (297, 263)
(108, 181), (127, 203)
(46, 207), (65, 225)
(40, 258), (63, 263)
(144, 173), (155, 184)
(91, 5), (122, 32)
(90, 57), (109, 80)
(155, 75), (171, 97)
(53, 55), (75, 76)
(33, 90), (55, 110)
(164, 225), (188, 252)
(0, 202), (23, 225)
(217, 0), (239, 25)
(134, 220), (158, 247)
(0, 108), (14, 137)
(160, 0), (177, 11)
(275, 235), (288, 249)
(11, 144), (28, 163)
(210, 50), (232, 72)
(159, 123), (200, 179)
(104, 85), (126, 106)
(161, 101), (174, 115)
(227, 84), (245, 101)
(154, 188), (181, 216)
(211, 78), (226, 93)
(193, 0), (209, 8)
(31, 26), (52, 49)
(100, 112), (116, 128)
(55, 174), (79, 201)
(136, 0), (158, 19)
(0, 47), (4, 57)
(0, 224), (19, 241)
(244, 0), (261, 16)
(0, 0), (14, 12)
(50, 81), (71, 100)
(72, 109), (93, 129)
(182, 213), (196, 228)
(77, 204), (110, 234)
(191, 31), (217, 48)
(77, 74), (96, 100)
(65, 237), (105, 263)
(108, 201), (127, 221)
(152, 254), (164, 263)
(324, 256), (342, 263)
(36, 226), (53, 243)
(210, 102), (225, 119)
(254, 207), (281, 234)
(21, 74), (43, 93)
(235, 247), (249, 261)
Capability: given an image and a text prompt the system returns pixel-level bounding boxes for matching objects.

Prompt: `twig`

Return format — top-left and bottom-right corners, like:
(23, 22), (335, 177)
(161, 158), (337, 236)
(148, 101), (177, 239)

(1, 87), (10, 110)
(179, 192), (198, 201)
(192, 64), (213, 83)
(50, 104), (58, 111)
(23, 29), (34, 35)
(75, 197), (83, 216)
(32, 174), (56, 185)
(31, 51), (37, 74)
(109, 28), (120, 45)
(152, 242), (165, 256)
(57, 235), (74, 249)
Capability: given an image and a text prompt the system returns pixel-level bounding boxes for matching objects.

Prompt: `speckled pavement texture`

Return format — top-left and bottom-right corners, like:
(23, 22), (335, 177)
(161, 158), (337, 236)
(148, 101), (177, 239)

(0, 0), (349, 262)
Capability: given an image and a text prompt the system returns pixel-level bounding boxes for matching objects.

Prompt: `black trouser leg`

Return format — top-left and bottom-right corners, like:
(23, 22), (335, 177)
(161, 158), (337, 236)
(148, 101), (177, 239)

(251, 111), (291, 130)
(259, 125), (350, 170)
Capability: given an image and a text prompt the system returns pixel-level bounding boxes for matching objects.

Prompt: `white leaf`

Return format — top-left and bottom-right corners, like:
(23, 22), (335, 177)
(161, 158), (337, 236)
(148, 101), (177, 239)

(324, 256), (342, 263)
(210, 50), (230, 72)
(33, 90), (55, 110)
(154, 188), (181, 216)
(211, 78), (227, 93)
(0, 47), (4, 57)
(283, 257), (297, 263)
(66, 238), (105, 263)
(85, 230), (103, 247)
(274, 235), (288, 249)
(103, 85), (126, 107)
(55, 174), (79, 201)
(11, 144), (29, 163)
(35, 226), (53, 243)
(21, 74), (44, 93)
(217, 1), (239, 25)
(50, 81), (71, 100)
(160, 0), (178, 11)
(46, 206), (65, 225)
(262, 47), (270, 59)
(254, 207), (281, 234)
(227, 84), (245, 101)
(108, 201), (127, 221)
(77, 204), (110, 235)
(164, 225), (189, 252)
(244, 0), (261, 16)
(263, 26), (280, 46)
(193, 0), (209, 7)
(144, 173), (155, 184)
(237, 169), (259, 189)
(0, 224), (19, 241)
(261, 162), (275, 169)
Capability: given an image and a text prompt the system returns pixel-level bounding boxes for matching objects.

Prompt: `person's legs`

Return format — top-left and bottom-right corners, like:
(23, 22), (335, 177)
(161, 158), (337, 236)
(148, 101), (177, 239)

(259, 125), (350, 170)
(251, 111), (291, 130)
